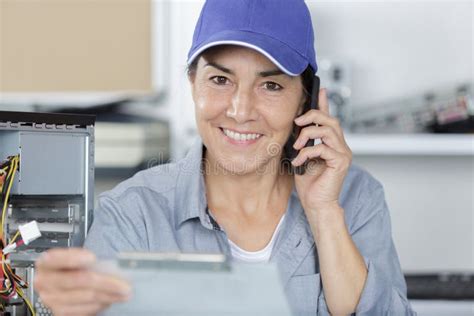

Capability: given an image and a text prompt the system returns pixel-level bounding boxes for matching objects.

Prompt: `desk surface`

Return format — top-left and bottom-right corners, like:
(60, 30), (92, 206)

(410, 300), (474, 316)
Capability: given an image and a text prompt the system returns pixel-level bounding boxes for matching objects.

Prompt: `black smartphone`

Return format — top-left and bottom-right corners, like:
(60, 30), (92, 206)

(286, 75), (320, 175)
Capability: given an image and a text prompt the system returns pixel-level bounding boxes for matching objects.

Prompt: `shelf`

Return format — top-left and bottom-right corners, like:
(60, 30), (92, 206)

(345, 134), (474, 156)
(94, 121), (169, 168)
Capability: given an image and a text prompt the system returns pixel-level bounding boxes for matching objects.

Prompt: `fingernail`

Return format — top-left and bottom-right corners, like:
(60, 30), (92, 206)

(119, 293), (131, 302)
(293, 139), (300, 149)
(79, 253), (96, 265)
(294, 138), (305, 148)
(294, 116), (304, 123)
(120, 285), (132, 295)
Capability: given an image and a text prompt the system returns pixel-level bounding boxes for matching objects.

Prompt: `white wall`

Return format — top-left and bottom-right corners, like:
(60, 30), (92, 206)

(353, 155), (473, 272)
(309, 0), (473, 105)
(153, 0), (205, 159)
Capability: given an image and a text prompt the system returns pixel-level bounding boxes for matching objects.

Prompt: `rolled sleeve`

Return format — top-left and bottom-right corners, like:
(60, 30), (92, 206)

(352, 183), (416, 315)
(318, 181), (417, 315)
(355, 256), (415, 315)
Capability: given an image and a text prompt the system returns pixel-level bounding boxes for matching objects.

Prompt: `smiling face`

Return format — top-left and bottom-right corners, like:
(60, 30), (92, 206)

(188, 45), (307, 175)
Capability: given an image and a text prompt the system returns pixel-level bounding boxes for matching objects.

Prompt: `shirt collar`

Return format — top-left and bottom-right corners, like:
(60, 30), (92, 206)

(175, 136), (212, 229)
(173, 136), (316, 281)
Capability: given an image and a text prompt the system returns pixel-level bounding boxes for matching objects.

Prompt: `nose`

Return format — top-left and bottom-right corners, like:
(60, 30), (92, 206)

(226, 86), (258, 123)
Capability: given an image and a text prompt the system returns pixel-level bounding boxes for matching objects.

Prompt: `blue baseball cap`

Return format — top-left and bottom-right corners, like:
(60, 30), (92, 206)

(187, 0), (318, 76)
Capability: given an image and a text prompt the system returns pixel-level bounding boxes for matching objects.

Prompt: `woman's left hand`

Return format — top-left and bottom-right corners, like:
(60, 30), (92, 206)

(292, 88), (352, 214)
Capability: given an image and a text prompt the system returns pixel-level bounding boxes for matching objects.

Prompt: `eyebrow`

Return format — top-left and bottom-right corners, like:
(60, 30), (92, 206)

(258, 69), (285, 77)
(204, 61), (286, 78)
(204, 62), (234, 75)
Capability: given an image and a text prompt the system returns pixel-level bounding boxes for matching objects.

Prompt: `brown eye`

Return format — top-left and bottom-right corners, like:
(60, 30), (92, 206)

(264, 81), (283, 91)
(211, 76), (229, 85)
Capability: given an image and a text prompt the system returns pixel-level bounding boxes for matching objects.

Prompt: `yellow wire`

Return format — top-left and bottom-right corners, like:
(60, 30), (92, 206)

(1, 157), (16, 204)
(0, 157), (32, 313)
(1, 158), (15, 179)
(1, 254), (9, 280)
(0, 159), (14, 296)
(16, 286), (35, 316)
(1, 158), (33, 314)
(0, 162), (14, 236)
(0, 254), (11, 295)
(9, 231), (20, 244)
(1, 156), (18, 237)
(1, 157), (14, 188)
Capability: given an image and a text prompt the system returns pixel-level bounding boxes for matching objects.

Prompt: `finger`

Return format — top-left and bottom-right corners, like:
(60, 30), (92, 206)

(293, 125), (348, 153)
(294, 109), (339, 128)
(318, 88), (330, 114)
(36, 248), (96, 270)
(40, 288), (130, 308)
(35, 269), (131, 296)
(294, 109), (344, 138)
(291, 144), (351, 172)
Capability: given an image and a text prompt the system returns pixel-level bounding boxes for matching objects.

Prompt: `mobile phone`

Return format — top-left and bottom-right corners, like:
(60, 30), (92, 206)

(287, 75), (321, 175)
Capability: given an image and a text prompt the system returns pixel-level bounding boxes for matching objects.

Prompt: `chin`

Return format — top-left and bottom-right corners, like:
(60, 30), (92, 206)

(211, 156), (255, 175)
(213, 151), (282, 176)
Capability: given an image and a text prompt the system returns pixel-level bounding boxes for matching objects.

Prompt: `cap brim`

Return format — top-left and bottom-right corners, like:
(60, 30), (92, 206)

(187, 30), (309, 76)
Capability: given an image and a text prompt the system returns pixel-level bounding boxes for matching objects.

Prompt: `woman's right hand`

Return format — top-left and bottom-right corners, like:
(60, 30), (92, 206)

(34, 248), (131, 316)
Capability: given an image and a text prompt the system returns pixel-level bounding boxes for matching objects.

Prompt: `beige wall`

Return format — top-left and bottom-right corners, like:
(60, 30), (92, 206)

(0, 0), (152, 92)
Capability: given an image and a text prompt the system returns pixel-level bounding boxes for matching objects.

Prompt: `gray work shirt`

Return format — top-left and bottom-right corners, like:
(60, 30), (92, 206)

(84, 136), (417, 315)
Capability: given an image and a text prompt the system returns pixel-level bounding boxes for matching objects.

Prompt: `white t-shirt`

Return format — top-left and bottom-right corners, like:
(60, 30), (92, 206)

(228, 214), (286, 263)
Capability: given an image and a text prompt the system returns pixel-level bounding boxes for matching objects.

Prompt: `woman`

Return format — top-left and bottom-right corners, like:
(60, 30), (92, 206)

(34, 0), (416, 315)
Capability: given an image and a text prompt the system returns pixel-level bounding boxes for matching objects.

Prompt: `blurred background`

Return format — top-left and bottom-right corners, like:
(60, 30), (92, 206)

(0, 0), (473, 314)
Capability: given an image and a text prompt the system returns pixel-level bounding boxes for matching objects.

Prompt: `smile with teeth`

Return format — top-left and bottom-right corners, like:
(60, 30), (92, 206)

(222, 128), (262, 141)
